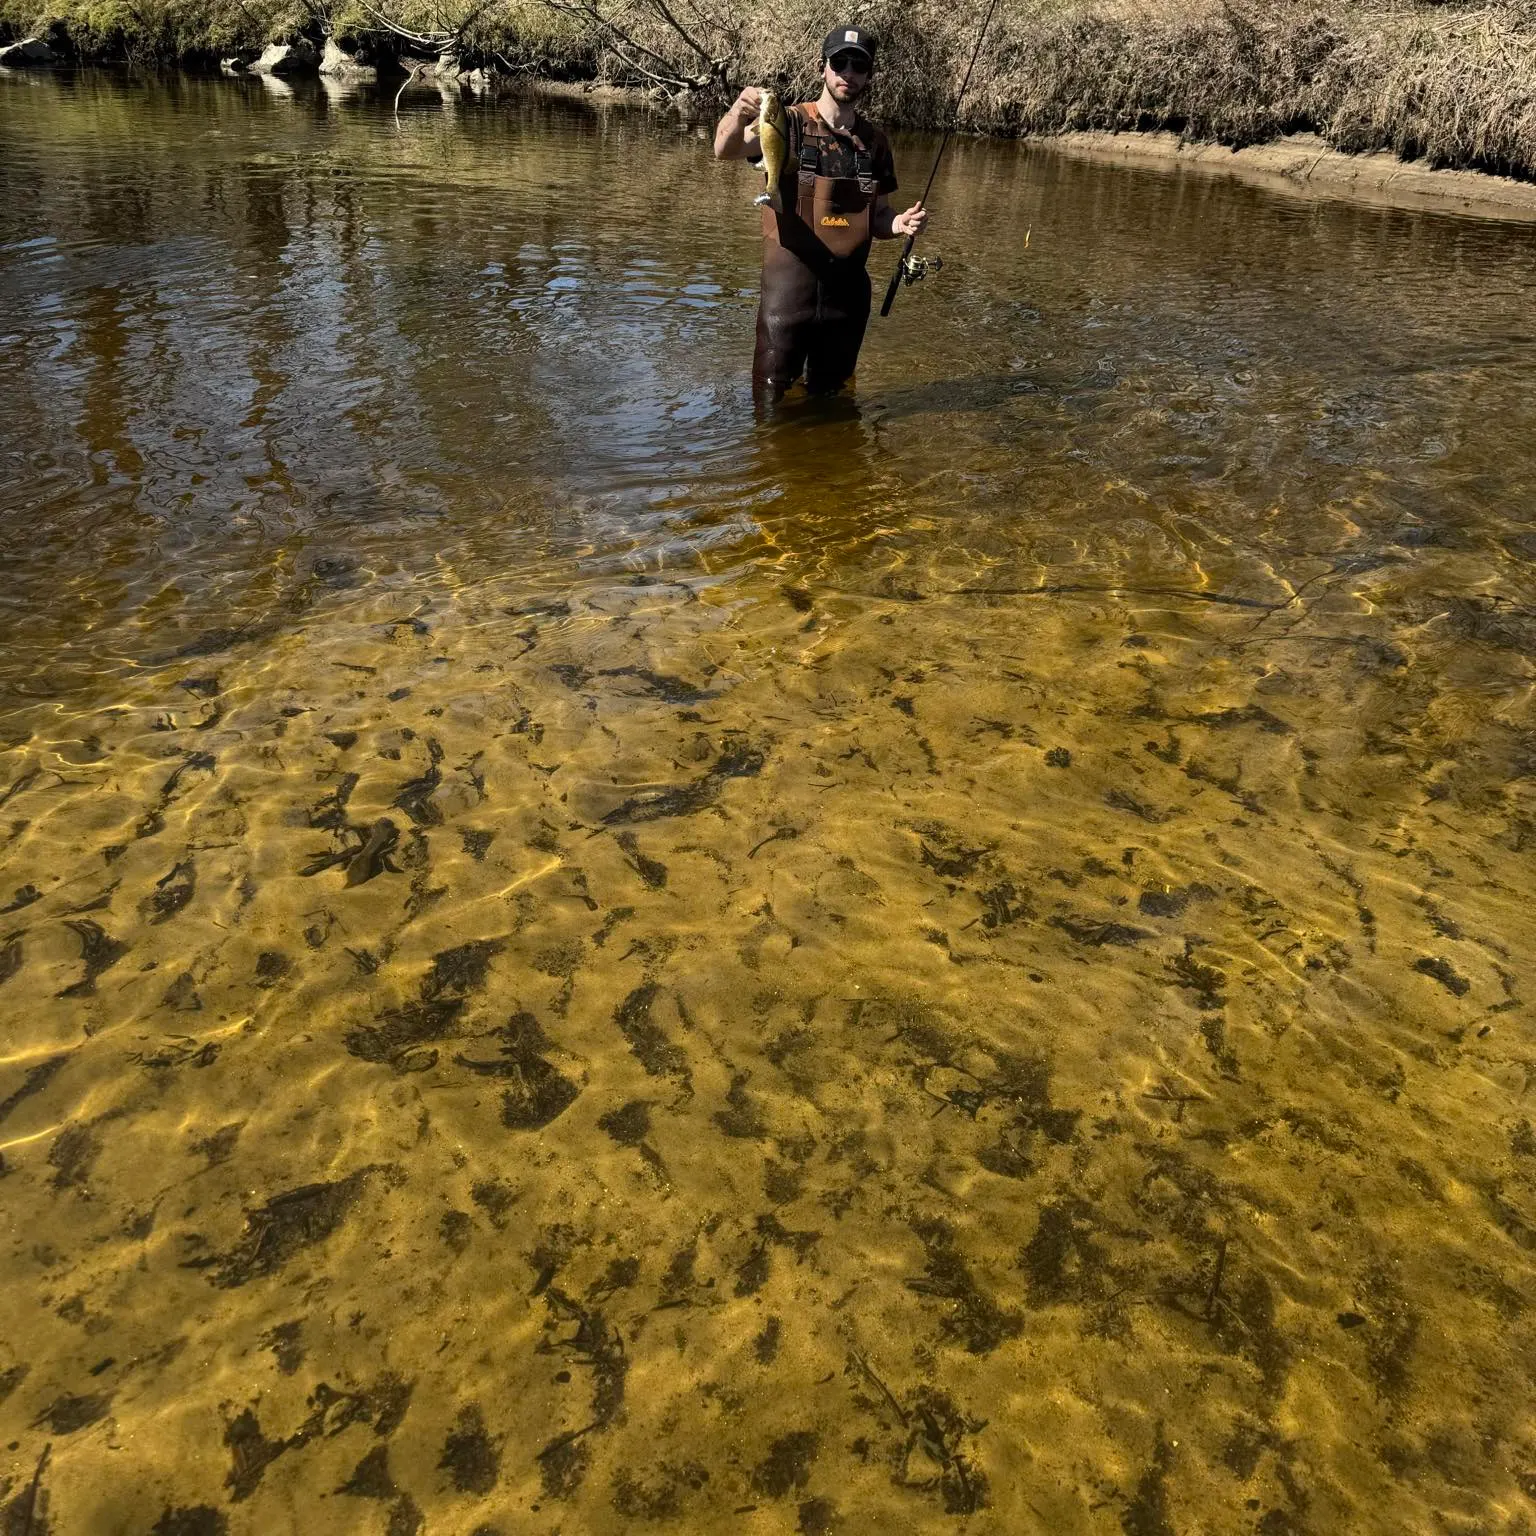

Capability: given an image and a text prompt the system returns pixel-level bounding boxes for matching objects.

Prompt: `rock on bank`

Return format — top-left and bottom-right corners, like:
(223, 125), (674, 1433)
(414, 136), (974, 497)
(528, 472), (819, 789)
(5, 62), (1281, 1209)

(0, 35), (59, 65)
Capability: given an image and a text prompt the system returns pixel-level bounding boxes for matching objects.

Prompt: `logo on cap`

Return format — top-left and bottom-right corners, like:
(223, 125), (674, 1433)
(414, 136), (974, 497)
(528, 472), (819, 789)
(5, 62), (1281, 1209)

(845, 30), (857, 40)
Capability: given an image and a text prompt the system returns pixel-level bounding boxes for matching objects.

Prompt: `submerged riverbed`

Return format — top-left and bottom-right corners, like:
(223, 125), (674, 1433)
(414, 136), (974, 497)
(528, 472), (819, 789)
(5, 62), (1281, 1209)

(3, 70), (1536, 1535)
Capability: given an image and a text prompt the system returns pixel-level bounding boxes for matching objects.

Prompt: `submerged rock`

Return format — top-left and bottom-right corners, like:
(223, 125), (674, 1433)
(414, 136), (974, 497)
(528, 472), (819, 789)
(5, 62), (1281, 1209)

(251, 40), (318, 76)
(0, 36), (60, 66)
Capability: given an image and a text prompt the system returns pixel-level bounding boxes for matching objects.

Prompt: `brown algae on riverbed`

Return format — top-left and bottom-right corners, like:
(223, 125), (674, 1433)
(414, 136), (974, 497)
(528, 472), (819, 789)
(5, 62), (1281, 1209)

(4, 547), (1536, 1533)
(4, 71), (1536, 1536)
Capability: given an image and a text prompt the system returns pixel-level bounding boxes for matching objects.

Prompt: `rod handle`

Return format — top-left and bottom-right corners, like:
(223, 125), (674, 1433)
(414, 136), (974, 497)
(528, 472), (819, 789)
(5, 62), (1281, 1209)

(880, 234), (916, 318)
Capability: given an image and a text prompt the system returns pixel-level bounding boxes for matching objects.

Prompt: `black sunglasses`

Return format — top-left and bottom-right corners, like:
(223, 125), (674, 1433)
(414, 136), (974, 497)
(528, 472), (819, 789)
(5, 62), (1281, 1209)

(828, 51), (870, 74)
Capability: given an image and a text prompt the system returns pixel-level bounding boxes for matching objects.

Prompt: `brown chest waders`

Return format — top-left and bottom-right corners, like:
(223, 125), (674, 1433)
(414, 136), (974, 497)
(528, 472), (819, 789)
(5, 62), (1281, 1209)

(753, 106), (880, 400)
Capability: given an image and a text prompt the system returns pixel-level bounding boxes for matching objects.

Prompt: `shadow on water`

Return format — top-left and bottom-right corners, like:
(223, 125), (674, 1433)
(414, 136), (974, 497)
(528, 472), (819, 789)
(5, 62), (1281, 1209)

(855, 370), (1073, 421)
(750, 368), (1086, 477)
(752, 389), (879, 469)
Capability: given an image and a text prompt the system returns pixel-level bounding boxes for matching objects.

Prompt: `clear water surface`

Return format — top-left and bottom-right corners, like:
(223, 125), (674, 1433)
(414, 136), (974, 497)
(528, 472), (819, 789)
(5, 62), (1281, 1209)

(2, 68), (1536, 1536)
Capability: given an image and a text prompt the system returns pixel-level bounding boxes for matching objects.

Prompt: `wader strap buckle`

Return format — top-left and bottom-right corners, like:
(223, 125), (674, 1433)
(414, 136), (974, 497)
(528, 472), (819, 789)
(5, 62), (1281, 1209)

(798, 138), (819, 195)
(855, 149), (877, 198)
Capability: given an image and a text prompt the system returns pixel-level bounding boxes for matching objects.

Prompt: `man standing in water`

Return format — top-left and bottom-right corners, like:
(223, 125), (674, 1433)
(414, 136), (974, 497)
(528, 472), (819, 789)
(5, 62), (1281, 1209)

(714, 25), (929, 400)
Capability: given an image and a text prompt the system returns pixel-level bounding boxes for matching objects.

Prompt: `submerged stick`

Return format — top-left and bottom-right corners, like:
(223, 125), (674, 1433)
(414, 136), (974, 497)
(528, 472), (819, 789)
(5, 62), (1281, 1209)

(1204, 1237), (1230, 1322)
(536, 1422), (598, 1462)
(948, 583), (1277, 611)
(849, 1348), (909, 1426)
(20, 1443), (51, 1536)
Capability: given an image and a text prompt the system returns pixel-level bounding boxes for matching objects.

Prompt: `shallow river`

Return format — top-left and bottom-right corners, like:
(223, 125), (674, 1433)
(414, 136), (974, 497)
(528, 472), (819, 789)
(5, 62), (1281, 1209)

(3, 68), (1536, 1536)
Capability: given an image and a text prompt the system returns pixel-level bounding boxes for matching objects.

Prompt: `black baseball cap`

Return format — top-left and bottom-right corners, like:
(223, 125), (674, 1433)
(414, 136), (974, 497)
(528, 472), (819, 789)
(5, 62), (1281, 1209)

(822, 24), (876, 66)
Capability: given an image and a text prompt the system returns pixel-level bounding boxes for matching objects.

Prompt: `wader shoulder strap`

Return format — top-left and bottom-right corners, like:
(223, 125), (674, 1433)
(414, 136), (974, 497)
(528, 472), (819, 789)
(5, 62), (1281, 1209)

(792, 106), (876, 200)
(793, 108), (818, 197)
(850, 116), (879, 197)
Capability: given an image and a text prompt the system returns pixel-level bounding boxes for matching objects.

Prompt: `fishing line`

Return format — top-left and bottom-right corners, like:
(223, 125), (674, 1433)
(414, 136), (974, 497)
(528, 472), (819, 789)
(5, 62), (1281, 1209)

(880, 0), (1004, 318)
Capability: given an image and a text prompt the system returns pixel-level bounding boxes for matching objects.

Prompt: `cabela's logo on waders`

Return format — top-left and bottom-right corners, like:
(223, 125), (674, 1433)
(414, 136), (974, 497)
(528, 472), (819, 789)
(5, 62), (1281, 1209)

(820, 215), (851, 227)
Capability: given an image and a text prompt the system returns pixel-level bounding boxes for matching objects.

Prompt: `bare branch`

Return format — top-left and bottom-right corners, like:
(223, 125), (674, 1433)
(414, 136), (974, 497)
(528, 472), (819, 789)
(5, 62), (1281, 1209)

(605, 36), (695, 89)
(297, 0), (335, 33)
(223, 0), (270, 36)
(494, 48), (543, 73)
(358, 0), (503, 51)
(451, 0), (507, 40)
(538, 0), (708, 86)
(641, 0), (714, 67)
(358, 0), (453, 49)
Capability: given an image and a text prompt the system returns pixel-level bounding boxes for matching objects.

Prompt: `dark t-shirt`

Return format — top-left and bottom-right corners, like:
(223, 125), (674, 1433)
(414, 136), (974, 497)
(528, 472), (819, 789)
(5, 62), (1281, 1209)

(813, 114), (899, 193)
(752, 105), (899, 197)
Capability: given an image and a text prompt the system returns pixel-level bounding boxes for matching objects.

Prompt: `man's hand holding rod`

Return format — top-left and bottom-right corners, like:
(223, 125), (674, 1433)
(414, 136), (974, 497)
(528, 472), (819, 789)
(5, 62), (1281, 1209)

(877, 200), (928, 240)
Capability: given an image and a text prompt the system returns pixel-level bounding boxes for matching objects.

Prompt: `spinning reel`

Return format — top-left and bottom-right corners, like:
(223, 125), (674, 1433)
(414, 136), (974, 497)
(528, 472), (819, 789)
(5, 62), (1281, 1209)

(899, 253), (944, 287)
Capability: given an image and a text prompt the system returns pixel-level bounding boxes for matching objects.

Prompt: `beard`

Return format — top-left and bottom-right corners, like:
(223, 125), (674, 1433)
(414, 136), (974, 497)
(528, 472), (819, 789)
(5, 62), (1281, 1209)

(827, 74), (871, 106)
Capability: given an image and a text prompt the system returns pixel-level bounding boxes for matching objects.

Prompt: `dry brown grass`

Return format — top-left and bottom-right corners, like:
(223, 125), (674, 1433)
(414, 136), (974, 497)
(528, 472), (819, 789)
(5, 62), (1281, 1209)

(959, 0), (1536, 177)
(596, 0), (1536, 179)
(5, 0), (1536, 181)
(1323, 6), (1536, 174)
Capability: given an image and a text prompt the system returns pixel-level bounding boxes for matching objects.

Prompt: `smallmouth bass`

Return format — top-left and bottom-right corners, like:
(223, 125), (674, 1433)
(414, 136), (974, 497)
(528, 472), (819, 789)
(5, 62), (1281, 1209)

(754, 89), (788, 212)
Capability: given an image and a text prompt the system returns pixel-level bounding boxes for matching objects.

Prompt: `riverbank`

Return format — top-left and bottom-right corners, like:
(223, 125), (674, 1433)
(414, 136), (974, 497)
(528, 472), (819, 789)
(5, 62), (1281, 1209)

(1041, 128), (1536, 222)
(5, 0), (1536, 201)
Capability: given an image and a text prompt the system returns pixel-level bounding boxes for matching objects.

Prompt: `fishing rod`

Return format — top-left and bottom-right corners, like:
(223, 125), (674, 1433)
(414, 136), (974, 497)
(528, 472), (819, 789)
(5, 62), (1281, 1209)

(880, 0), (1004, 318)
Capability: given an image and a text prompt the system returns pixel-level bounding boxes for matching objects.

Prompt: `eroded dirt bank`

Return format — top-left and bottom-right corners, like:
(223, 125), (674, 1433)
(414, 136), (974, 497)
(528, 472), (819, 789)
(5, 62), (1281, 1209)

(1039, 128), (1536, 222)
